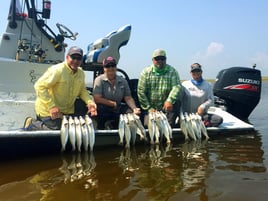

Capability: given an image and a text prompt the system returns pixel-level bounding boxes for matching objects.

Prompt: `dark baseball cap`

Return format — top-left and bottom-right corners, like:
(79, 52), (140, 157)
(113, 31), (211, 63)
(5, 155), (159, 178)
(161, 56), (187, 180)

(67, 46), (83, 56)
(191, 63), (202, 72)
(103, 56), (117, 67)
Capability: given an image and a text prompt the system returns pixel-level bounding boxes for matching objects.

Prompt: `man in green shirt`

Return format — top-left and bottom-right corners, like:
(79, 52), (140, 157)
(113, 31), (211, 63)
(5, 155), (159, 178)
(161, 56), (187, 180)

(137, 49), (181, 127)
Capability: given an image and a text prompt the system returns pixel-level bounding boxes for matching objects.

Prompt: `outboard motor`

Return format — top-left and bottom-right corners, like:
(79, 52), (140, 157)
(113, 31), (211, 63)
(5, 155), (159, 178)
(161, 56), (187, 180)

(213, 66), (262, 120)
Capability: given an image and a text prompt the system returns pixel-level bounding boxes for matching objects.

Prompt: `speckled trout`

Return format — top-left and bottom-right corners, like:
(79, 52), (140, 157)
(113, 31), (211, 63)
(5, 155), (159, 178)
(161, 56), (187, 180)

(74, 116), (82, 152)
(68, 116), (76, 151)
(85, 115), (95, 152)
(79, 116), (89, 151)
(60, 115), (69, 152)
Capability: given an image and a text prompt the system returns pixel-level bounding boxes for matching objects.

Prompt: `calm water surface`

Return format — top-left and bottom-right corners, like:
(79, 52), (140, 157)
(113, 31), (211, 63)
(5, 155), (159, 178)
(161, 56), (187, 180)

(0, 83), (268, 201)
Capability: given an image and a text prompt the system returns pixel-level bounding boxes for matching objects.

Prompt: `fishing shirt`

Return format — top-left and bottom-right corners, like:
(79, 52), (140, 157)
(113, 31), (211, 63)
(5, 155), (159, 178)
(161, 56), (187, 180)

(181, 79), (214, 113)
(35, 61), (94, 117)
(137, 64), (181, 111)
(93, 74), (132, 106)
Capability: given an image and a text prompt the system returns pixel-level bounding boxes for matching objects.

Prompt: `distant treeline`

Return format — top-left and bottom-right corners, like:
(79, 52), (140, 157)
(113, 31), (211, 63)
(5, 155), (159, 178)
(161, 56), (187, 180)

(262, 77), (268, 81)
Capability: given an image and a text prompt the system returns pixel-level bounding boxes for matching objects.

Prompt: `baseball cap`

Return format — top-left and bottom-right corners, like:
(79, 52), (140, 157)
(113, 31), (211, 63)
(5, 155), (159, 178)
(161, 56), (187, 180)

(191, 63), (202, 72)
(152, 49), (166, 58)
(103, 56), (117, 67)
(67, 46), (83, 56)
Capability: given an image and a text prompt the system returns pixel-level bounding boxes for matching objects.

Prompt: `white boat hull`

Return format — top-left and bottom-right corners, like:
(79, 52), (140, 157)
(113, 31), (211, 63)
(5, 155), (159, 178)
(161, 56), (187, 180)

(0, 105), (255, 157)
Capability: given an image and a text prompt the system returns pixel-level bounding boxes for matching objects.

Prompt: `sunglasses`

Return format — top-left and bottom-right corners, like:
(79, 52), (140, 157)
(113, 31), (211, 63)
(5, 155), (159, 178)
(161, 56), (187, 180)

(70, 55), (82, 61)
(104, 63), (116, 68)
(191, 69), (202, 73)
(154, 56), (166, 61)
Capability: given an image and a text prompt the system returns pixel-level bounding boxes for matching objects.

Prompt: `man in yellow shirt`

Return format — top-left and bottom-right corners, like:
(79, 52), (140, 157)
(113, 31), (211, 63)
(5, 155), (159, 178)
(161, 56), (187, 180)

(23, 46), (97, 130)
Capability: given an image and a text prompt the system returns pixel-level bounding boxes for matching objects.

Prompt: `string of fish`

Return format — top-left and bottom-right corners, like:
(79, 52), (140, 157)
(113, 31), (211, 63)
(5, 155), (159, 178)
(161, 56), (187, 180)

(118, 113), (147, 148)
(148, 111), (172, 145)
(177, 112), (209, 141)
(60, 115), (95, 152)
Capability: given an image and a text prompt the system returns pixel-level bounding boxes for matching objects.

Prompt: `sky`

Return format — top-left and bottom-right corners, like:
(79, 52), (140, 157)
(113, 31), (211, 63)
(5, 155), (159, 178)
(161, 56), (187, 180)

(0, 0), (268, 80)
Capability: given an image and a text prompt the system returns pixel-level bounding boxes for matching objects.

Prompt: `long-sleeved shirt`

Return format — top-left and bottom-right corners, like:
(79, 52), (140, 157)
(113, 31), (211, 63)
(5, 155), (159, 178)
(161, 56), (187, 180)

(137, 64), (181, 111)
(181, 79), (214, 113)
(34, 61), (94, 117)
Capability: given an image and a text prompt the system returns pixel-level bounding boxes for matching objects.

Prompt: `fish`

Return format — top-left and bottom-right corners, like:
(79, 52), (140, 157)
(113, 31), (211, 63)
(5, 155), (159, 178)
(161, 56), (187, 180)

(190, 113), (201, 139)
(193, 113), (203, 139)
(196, 114), (209, 140)
(133, 114), (147, 141)
(118, 114), (125, 145)
(154, 126), (160, 144)
(184, 112), (196, 141)
(60, 115), (69, 152)
(90, 124), (96, 152)
(159, 111), (172, 144)
(179, 111), (189, 141)
(127, 113), (137, 146)
(153, 113), (161, 144)
(79, 116), (89, 151)
(162, 124), (171, 144)
(155, 111), (167, 143)
(68, 116), (76, 151)
(136, 129), (145, 142)
(85, 115), (95, 152)
(148, 111), (156, 144)
(74, 116), (82, 152)
(159, 111), (173, 139)
(154, 111), (164, 143)
(123, 114), (131, 148)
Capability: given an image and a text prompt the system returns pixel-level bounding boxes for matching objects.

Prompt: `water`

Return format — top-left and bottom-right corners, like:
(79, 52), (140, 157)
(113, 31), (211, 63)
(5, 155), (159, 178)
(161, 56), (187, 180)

(0, 84), (268, 201)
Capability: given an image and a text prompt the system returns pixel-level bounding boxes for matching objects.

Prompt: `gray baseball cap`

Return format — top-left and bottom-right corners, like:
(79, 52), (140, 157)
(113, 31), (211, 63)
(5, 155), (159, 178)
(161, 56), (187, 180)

(67, 46), (83, 56)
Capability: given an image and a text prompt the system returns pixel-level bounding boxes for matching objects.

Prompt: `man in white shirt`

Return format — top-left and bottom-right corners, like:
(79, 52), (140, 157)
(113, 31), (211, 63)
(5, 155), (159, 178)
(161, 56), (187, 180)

(181, 63), (222, 127)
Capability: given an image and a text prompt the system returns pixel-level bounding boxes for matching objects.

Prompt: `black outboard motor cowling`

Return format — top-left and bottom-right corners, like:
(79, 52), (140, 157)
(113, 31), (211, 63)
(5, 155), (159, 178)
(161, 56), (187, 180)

(213, 67), (262, 120)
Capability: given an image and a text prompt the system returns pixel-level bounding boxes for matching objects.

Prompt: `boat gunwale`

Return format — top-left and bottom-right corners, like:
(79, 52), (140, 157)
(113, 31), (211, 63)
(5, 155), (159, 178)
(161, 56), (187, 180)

(0, 126), (255, 138)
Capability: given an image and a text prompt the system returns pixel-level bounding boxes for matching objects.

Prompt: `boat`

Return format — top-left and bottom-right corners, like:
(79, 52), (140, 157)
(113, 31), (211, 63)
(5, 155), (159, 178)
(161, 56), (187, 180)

(0, 0), (262, 156)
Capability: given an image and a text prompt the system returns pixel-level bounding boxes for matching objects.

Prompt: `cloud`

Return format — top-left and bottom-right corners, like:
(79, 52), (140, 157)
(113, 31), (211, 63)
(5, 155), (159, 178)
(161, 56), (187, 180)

(193, 42), (224, 61)
(206, 42), (224, 57)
